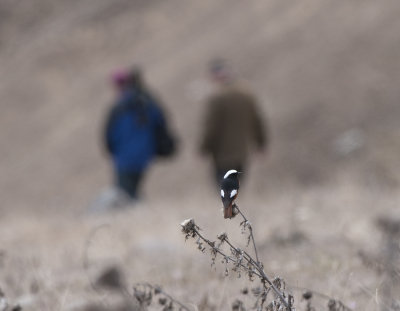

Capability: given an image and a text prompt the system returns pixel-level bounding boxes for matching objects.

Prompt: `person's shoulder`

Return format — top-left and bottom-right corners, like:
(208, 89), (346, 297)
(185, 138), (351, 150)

(110, 92), (136, 115)
(204, 90), (221, 106)
(230, 82), (255, 97)
(208, 84), (238, 100)
(108, 100), (124, 115)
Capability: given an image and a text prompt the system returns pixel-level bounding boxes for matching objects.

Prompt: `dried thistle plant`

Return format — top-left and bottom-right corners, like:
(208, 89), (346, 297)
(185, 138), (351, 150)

(181, 203), (354, 311)
(181, 204), (293, 310)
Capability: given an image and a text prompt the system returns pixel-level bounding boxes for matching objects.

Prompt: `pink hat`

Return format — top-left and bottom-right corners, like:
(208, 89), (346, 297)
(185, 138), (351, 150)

(111, 69), (130, 88)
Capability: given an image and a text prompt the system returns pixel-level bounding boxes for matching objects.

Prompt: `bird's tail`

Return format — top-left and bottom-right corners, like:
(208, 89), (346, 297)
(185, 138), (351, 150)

(224, 203), (233, 219)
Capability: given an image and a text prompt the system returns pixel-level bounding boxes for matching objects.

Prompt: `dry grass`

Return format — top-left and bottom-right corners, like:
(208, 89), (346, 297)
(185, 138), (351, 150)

(0, 183), (399, 310)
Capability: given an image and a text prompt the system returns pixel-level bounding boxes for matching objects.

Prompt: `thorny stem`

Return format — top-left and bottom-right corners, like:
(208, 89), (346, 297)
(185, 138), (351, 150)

(236, 205), (290, 309)
(183, 217), (353, 311)
(134, 282), (191, 311)
(236, 205), (260, 264)
(235, 206), (291, 308)
(192, 226), (290, 309)
(222, 232), (290, 309)
(194, 228), (263, 278)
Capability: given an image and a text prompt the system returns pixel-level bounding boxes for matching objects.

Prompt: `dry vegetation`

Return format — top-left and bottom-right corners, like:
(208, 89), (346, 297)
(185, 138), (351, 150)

(0, 0), (400, 310)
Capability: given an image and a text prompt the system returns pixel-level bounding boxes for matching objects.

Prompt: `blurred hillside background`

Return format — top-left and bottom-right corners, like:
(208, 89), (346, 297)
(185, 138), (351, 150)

(1, 0), (399, 213)
(0, 0), (399, 310)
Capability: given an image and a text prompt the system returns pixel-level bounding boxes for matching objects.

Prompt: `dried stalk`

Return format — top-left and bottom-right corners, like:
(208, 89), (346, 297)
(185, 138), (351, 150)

(235, 204), (259, 264)
(181, 218), (291, 310)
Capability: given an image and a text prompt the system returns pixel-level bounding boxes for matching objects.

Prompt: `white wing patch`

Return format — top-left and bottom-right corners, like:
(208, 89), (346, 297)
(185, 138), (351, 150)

(230, 189), (237, 198)
(221, 190), (225, 197)
(224, 169), (238, 179)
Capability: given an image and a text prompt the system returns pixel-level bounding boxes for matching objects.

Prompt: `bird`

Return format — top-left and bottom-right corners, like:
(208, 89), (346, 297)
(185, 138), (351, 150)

(220, 169), (240, 219)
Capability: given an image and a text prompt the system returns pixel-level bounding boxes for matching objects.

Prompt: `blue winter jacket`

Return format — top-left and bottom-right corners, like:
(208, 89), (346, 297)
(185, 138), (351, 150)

(105, 89), (165, 173)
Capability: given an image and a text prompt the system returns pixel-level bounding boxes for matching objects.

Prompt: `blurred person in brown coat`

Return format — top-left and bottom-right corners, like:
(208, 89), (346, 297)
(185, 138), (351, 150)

(200, 60), (268, 184)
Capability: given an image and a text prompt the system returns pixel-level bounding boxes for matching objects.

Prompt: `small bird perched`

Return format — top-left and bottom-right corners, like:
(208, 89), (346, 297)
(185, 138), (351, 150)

(220, 169), (240, 219)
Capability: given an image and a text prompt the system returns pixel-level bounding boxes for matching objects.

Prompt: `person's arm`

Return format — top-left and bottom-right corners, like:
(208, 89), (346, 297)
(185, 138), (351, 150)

(199, 98), (219, 155)
(103, 105), (118, 155)
(152, 102), (178, 157)
(251, 100), (268, 152)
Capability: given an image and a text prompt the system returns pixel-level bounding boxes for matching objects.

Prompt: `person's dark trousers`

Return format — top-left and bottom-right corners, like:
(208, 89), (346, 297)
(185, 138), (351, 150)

(116, 171), (144, 199)
(215, 164), (244, 186)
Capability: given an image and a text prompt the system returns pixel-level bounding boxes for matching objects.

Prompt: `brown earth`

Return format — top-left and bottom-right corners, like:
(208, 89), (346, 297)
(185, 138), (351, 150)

(0, 0), (399, 310)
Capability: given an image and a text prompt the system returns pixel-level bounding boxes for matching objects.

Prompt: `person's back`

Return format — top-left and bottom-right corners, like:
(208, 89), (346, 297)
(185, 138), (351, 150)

(106, 90), (163, 173)
(200, 59), (267, 183)
(104, 87), (165, 199)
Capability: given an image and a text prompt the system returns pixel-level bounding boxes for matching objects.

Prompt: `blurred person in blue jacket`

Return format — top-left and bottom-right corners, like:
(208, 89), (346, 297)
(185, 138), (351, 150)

(103, 67), (176, 202)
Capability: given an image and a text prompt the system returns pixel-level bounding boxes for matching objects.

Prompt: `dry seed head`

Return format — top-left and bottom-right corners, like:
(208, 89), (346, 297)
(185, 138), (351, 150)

(180, 218), (199, 239)
(134, 288), (152, 306)
(218, 232), (228, 241)
(272, 277), (285, 290)
(154, 286), (162, 295)
(180, 218), (195, 232)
